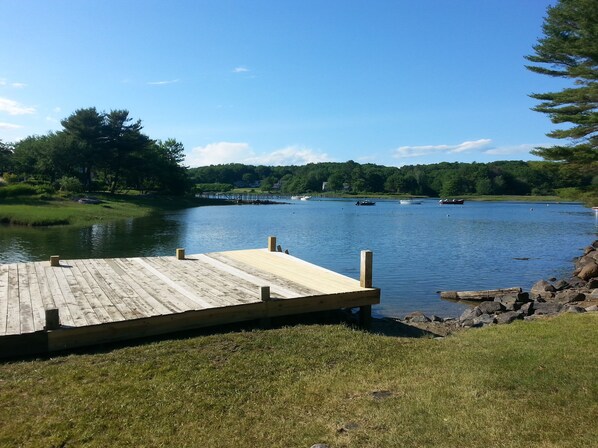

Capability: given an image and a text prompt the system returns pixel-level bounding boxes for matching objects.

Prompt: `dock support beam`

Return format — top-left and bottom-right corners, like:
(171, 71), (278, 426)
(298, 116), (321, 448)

(259, 286), (271, 302)
(268, 236), (276, 252)
(359, 250), (373, 328)
(176, 248), (185, 260)
(45, 308), (60, 330)
(50, 255), (60, 267)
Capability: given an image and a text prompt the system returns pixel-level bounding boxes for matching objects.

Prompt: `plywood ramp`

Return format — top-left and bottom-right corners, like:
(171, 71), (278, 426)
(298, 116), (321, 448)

(0, 245), (379, 358)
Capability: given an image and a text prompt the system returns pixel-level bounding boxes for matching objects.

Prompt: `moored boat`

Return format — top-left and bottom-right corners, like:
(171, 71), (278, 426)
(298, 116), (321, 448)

(439, 198), (464, 205)
(356, 200), (376, 206)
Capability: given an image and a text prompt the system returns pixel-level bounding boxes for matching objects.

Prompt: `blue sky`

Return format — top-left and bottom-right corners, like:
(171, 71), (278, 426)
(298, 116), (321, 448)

(0, 0), (564, 167)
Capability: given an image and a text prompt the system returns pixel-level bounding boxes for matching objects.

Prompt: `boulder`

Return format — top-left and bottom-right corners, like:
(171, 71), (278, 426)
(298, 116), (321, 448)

(589, 289), (598, 299)
(405, 311), (430, 323)
(473, 314), (496, 326)
(532, 302), (563, 315)
(478, 301), (503, 314)
(531, 280), (556, 297)
(592, 240), (598, 249)
(583, 246), (595, 255)
(554, 290), (586, 304)
(519, 302), (533, 316)
(586, 305), (598, 312)
(586, 278), (598, 289)
(459, 307), (482, 322)
(578, 262), (598, 281)
(553, 279), (571, 291)
(495, 311), (523, 325)
(566, 306), (586, 313)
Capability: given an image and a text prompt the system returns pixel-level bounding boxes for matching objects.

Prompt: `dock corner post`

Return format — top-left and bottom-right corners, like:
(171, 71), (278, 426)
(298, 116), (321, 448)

(360, 250), (373, 288)
(44, 308), (60, 330)
(268, 236), (277, 252)
(50, 255), (60, 267)
(259, 286), (272, 328)
(359, 305), (372, 329)
(176, 248), (185, 260)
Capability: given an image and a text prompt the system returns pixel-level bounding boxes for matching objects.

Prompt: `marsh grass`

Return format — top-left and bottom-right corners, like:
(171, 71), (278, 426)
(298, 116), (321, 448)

(0, 314), (596, 447)
(0, 194), (227, 226)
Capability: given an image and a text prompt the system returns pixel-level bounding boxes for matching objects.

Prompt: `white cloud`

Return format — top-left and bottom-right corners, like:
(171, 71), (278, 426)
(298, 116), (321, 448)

(233, 66), (250, 73)
(392, 139), (492, 159)
(147, 79), (180, 85)
(0, 122), (23, 130)
(0, 97), (35, 115)
(186, 142), (330, 167)
(11, 82), (26, 88)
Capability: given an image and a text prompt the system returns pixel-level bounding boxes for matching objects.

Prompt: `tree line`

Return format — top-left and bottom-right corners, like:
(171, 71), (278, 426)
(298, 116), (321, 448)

(0, 108), (189, 194)
(188, 160), (589, 197)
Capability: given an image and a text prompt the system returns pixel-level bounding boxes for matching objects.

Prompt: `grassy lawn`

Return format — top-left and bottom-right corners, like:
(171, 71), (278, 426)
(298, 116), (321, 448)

(0, 313), (596, 447)
(0, 194), (228, 226)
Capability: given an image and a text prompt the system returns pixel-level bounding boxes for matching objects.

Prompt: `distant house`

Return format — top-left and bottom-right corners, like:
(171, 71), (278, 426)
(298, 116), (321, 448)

(322, 181), (328, 191)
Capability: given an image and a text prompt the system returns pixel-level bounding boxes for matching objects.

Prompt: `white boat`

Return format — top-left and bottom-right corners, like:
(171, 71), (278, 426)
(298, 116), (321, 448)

(400, 199), (422, 205)
(300, 196), (311, 201)
(291, 195), (301, 200)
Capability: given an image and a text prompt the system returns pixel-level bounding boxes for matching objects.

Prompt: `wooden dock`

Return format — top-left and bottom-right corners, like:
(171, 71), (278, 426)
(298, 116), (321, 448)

(0, 237), (379, 358)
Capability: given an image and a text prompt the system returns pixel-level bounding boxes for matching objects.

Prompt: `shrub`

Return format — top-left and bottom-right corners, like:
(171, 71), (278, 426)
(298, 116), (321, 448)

(58, 176), (84, 193)
(0, 183), (38, 198)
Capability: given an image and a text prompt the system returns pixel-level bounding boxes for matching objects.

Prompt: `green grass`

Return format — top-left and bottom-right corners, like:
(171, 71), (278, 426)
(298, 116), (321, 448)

(0, 313), (596, 447)
(0, 194), (228, 227)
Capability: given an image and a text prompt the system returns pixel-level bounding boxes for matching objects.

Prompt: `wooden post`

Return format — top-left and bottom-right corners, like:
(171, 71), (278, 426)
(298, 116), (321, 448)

(45, 308), (60, 330)
(268, 236), (277, 252)
(50, 255), (60, 267)
(176, 248), (185, 260)
(259, 286), (271, 302)
(359, 305), (372, 329)
(360, 250), (373, 288)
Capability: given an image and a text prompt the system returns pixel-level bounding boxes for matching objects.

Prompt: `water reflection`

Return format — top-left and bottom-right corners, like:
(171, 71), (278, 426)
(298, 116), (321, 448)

(1, 199), (596, 318)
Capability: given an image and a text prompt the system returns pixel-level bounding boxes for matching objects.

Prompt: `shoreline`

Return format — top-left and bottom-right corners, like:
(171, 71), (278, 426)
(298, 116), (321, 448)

(390, 239), (598, 336)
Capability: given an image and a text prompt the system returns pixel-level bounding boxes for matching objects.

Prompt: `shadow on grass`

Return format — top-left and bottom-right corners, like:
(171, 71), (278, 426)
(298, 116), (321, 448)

(2, 311), (438, 363)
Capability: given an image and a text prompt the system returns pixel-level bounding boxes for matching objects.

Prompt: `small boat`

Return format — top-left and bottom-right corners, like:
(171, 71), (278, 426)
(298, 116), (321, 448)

(300, 196), (311, 201)
(291, 195), (301, 200)
(356, 200), (376, 206)
(439, 199), (464, 205)
(400, 199), (423, 205)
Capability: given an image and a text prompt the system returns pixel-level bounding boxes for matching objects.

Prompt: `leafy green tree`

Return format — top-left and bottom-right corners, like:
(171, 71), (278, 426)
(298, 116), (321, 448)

(0, 140), (14, 175)
(526, 0), (598, 173)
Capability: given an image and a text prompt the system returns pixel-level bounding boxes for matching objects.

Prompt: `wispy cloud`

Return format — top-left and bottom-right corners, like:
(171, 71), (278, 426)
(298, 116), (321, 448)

(0, 97), (36, 115)
(0, 122), (23, 130)
(232, 66), (250, 73)
(0, 79), (27, 88)
(392, 139), (492, 159)
(186, 142), (330, 167)
(147, 79), (180, 85)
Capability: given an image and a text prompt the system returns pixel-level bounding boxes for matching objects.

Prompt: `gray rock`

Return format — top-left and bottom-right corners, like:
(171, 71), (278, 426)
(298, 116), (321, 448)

(519, 302), (533, 316)
(495, 311), (523, 324)
(459, 307), (482, 322)
(311, 444), (330, 448)
(405, 311), (430, 322)
(531, 280), (556, 294)
(460, 319), (475, 328)
(583, 246), (595, 255)
(585, 305), (598, 312)
(500, 299), (518, 311)
(589, 289), (598, 299)
(553, 280), (571, 291)
(554, 290), (586, 304)
(592, 240), (598, 249)
(566, 306), (586, 313)
(567, 277), (587, 289)
(430, 315), (443, 322)
(586, 278), (598, 289)
(478, 301), (503, 314)
(533, 302), (563, 315)
(578, 262), (598, 281)
(473, 314), (496, 326)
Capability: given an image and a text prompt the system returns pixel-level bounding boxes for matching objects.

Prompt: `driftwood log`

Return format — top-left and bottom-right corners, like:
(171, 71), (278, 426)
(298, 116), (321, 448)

(440, 287), (522, 301)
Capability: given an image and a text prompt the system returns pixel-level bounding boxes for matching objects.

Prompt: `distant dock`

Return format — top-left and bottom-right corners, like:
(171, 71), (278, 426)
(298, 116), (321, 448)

(0, 237), (379, 358)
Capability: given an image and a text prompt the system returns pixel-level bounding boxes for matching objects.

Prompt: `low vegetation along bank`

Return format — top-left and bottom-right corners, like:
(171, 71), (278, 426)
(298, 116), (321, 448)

(0, 194), (227, 227)
(0, 314), (596, 447)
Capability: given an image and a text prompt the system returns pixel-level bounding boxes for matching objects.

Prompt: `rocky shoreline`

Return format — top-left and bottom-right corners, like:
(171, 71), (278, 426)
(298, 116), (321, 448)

(393, 240), (598, 336)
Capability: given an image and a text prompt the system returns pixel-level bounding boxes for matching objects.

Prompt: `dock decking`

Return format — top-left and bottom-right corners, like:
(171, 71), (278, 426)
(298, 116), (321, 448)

(0, 239), (379, 357)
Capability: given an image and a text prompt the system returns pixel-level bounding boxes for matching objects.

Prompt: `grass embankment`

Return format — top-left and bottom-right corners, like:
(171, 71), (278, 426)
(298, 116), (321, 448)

(1, 313), (596, 447)
(0, 194), (227, 227)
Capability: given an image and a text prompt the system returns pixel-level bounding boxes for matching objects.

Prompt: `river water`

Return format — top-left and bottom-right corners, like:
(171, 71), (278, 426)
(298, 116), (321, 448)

(1, 199), (596, 318)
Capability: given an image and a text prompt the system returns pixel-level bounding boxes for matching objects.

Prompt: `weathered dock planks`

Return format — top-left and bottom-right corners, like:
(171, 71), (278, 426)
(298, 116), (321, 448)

(0, 239), (379, 357)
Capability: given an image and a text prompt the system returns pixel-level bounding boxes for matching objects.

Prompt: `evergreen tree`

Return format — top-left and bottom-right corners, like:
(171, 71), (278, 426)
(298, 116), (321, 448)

(525, 0), (598, 173)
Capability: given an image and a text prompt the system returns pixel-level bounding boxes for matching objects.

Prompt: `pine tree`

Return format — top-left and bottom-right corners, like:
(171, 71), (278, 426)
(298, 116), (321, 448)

(525, 0), (598, 173)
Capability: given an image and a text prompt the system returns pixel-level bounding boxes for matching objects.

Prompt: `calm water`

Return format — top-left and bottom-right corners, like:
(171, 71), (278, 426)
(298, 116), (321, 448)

(1, 199), (596, 318)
